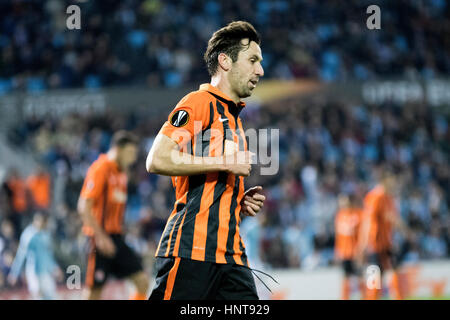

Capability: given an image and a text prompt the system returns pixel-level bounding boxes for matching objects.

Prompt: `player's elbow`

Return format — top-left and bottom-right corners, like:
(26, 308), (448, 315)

(146, 151), (166, 174)
(77, 206), (87, 222)
(146, 155), (158, 173)
(76, 198), (84, 215)
(77, 198), (91, 218)
(146, 134), (178, 175)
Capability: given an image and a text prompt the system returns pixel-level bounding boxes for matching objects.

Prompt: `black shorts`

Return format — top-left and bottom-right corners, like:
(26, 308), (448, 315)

(86, 234), (143, 288)
(149, 257), (258, 300)
(342, 259), (361, 277)
(367, 249), (399, 274)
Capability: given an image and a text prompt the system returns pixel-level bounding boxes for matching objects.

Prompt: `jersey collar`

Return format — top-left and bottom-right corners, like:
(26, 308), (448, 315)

(100, 153), (120, 172)
(199, 83), (246, 109)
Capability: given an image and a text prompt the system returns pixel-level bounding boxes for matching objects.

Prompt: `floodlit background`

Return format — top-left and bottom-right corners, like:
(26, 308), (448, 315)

(0, 0), (449, 299)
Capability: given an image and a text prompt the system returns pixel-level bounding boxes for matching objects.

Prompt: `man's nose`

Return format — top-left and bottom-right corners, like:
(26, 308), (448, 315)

(255, 63), (264, 77)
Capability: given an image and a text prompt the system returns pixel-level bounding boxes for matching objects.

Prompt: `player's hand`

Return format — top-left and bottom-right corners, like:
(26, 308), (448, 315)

(95, 232), (116, 257)
(241, 186), (265, 216)
(223, 151), (254, 176)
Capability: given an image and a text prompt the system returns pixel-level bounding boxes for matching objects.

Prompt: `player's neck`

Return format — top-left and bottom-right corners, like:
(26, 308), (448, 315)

(106, 149), (121, 169)
(378, 184), (391, 195)
(210, 76), (240, 104)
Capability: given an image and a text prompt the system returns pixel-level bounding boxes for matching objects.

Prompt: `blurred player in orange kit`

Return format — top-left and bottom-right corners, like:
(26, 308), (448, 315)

(77, 130), (149, 300)
(4, 169), (29, 234)
(334, 193), (365, 300)
(357, 169), (410, 300)
(26, 165), (51, 212)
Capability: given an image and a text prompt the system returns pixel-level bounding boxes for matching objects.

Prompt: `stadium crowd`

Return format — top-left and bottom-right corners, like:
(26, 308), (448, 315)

(1, 0), (449, 93)
(0, 0), (449, 294)
(0, 94), (448, 290)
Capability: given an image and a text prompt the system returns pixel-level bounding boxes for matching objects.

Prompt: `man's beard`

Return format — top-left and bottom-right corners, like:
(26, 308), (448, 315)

(239, 89), (251, 99)
(236, 80), (252, 99)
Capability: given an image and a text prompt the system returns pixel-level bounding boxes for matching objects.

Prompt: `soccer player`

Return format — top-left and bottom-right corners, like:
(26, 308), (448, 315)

(3, 169), (28, 234)
(26, 165), (51, 212)
(7, 212), (62, 300)
(146, 21), (266, 300)
(334, 193), (365, 300)
(77, 131), (149, 300)
(357, 170), (410, 300)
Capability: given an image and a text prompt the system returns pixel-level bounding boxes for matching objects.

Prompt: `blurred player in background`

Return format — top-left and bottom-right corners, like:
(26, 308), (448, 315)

(77, 131), (149, 300)
(146, 21), (266, 300)
(3, 169), (28, 234)
(7, 212), (62, 300)
(334, 193), (365, 300)
(357, 169), (410, 300)
(26, 165), (51, 213)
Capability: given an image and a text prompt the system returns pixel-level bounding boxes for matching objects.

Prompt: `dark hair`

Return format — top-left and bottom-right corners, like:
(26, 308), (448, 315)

(110, 130), (139, 148)
(204, 21), (261, 76)
(380, 165), (398, 180)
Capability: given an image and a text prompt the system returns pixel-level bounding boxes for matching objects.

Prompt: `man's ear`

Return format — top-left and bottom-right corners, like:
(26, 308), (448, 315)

(217, 53), (232, 72)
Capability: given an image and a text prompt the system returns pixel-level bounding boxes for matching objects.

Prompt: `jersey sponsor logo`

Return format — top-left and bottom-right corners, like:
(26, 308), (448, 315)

(219, 116), (228, 122)
(170, 110), (190, 127)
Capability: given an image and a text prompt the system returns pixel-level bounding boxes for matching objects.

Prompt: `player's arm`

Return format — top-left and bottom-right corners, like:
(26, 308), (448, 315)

(357, 215), (370, 254)
(146, 133), (252, 177)
(77, 198), (105, 238)
(77, 197), (116, 257)
(356, 202), (375, 262)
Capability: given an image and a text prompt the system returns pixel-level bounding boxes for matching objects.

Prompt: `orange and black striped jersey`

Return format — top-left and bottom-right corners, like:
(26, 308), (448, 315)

(155, 83), (249, 266)
(334, 207), (362, 260)
(363, 185), (397, 253)
(80, 154), (128, 236)
(6, 177), (28, 213)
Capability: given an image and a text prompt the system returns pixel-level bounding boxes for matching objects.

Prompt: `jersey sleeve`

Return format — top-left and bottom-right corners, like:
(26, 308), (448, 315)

(363, 193), (380, 221)
(80, 165), (107, 200)
(159, 93), (211, 149)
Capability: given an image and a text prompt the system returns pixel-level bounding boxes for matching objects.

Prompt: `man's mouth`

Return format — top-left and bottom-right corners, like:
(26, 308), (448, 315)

(249, 79), (258, 88)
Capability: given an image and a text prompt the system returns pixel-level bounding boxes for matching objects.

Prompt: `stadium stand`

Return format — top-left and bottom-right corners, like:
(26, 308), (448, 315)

(0, 0), (449, 296)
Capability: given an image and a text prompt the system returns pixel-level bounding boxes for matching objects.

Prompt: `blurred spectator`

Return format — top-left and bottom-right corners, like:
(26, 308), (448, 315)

(26, 165), (51, 212)
(1, 0), (450, 93)
(3, 169), (29, 234)
(423, 221), (448, 259)
(0, 0), (449, 293)
(7, 212), (62, 299)
(0, 95), (448, 285)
